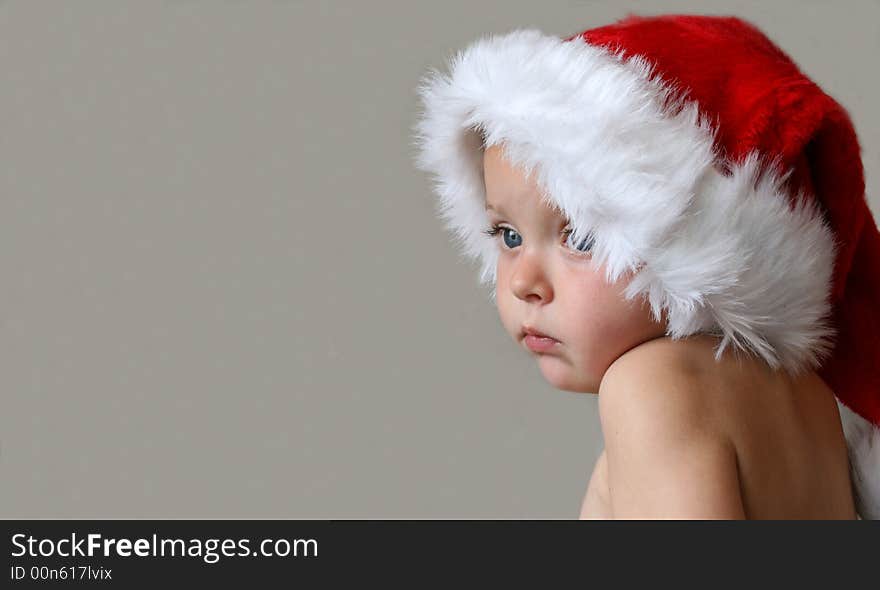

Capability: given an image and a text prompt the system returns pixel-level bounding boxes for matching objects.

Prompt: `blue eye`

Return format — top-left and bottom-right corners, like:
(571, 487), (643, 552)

(502, 228), (522, 248)
(482, 224), (522, 248)
(563, 227), (594, 253)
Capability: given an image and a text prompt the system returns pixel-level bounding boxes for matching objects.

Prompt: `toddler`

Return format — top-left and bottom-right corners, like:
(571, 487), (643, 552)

(412, 13), (880, 519)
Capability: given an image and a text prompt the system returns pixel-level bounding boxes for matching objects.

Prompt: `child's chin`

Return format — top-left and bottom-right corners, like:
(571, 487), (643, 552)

(537, 356), (595, 393)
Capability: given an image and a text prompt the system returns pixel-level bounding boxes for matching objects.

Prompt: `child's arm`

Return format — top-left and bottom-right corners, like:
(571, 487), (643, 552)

(598, 365), (747, 519)
(579, 450), (611, 519)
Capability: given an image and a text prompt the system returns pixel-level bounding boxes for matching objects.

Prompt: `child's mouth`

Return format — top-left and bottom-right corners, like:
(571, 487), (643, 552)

(523, 334), (560, 353)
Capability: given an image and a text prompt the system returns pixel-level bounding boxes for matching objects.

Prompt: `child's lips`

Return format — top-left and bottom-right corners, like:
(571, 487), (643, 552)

(521, 325), (561, 353)
(524, 334), (560, 352)
(521, 324), (558, 340)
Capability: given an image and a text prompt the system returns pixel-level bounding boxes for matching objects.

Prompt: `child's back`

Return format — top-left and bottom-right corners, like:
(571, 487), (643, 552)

(582, 334), (859, 519)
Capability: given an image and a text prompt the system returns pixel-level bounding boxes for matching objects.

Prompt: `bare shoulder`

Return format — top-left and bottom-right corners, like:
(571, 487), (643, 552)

(598, 334), (729, 438)
(596, 335), (746, 518)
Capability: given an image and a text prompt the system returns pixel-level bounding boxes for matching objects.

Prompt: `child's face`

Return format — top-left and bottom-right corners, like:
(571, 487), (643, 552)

(482, 144), (669, 394)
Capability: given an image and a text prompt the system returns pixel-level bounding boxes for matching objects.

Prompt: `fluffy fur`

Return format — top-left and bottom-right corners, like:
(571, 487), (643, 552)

(411, 28), (837, 377)
(837, 399), (880, 519)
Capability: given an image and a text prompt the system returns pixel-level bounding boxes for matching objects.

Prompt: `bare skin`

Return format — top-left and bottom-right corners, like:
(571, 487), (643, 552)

(579, 333), (859, 520)
(481, 142), (857, 520)
(482, 143), (670, 395)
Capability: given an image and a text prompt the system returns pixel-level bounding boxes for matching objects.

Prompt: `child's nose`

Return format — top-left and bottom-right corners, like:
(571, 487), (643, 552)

(510, 250), (553, 304)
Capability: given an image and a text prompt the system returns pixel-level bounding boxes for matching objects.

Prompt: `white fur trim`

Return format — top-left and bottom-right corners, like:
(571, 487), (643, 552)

(412, 28), (838, 377)
(837, 398), (880, 519)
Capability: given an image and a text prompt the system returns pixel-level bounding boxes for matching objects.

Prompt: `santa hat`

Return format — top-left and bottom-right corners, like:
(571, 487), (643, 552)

(411, 13), (880, 518)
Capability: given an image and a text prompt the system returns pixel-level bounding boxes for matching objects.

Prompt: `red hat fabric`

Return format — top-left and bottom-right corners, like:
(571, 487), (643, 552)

(412, 13), (880, 517)
(573, 13), (880, 432)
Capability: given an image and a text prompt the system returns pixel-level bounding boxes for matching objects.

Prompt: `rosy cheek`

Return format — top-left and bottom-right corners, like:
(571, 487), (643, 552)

(496, 260), (513, 290)
(493, 264), (510, 300)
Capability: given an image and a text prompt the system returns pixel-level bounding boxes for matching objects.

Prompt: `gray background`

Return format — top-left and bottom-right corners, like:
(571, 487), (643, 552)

(1, 0), (877, 518)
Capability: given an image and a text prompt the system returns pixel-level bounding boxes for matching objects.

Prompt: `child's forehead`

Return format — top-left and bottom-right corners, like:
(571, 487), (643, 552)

(483, 148), (560, 209)
(485, 191), (564, 221)
(482, 143), (529, 182)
